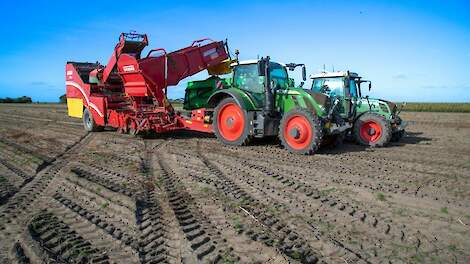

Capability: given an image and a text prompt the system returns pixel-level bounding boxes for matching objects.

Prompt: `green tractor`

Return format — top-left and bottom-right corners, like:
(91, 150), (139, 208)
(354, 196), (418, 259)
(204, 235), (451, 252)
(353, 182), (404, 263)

(309, 71), (406, 147)
(183, 57), (350, 154)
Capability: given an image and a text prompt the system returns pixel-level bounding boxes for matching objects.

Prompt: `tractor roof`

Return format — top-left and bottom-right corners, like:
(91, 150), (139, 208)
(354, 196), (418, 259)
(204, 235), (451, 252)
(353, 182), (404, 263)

(310, 71), (359, 79)
(231, 60), (286, 67)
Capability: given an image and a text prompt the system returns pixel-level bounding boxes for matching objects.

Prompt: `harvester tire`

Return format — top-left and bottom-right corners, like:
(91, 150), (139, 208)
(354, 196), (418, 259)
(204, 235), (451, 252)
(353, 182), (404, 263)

(83, 108), (103, 132)
(213, 97), (251, 146)
(354, 113), (391, 147)
(279, 108), (322, 155)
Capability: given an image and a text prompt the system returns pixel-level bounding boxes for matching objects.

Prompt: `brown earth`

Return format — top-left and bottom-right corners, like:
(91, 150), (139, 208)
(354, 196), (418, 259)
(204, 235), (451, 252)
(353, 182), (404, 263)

(0, 104), (469, 264)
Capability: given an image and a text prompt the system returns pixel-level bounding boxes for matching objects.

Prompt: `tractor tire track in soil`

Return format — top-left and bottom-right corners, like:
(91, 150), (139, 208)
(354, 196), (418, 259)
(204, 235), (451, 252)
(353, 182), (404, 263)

(0, 106), (469, 263)
(0, 132), (95, 262)
(152, 143), (240, 263)
(191, 142), (331, 264)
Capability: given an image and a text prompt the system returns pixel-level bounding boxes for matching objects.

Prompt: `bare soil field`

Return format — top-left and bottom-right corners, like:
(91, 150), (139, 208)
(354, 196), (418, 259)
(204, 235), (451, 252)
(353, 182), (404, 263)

(0, 104), (468, 264)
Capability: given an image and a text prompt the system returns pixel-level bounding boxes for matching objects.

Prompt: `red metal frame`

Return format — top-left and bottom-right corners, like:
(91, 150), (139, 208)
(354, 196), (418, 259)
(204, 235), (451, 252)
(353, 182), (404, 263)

(66, 32), (228, 135)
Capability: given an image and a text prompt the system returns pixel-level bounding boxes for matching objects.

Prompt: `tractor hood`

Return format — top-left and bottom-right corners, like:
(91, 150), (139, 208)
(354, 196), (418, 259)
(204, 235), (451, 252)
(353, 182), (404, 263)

(356, 97), (397, 117)
(379, 99), (398, 114)
(303, 90), (329, 107)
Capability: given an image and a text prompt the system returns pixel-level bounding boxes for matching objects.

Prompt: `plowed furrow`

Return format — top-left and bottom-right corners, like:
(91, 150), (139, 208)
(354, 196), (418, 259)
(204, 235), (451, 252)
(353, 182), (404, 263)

(135, 191), (169, 263)
(71, 166), (141, 199)
(135, 143), (171, 264)
(192, 147), (328, 264)
(53, 192), (138, 249)
(211, 152), (430, 260)
(0, 137), (53, 164)
(28, 210), (110, 263)
(206, 143), (463, 205)
(156, 154), (238, 263)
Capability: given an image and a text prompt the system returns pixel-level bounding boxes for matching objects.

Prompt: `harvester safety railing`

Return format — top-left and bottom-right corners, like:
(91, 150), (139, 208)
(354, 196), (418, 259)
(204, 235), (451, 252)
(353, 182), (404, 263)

(121, 32), (147, 41)
(191, 38), (215, 46)
(145, 48), (168, 95)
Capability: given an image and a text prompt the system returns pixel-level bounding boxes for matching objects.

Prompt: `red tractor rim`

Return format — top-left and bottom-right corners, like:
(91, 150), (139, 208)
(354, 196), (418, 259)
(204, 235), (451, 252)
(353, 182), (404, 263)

(218, 103), (245, 141)
(360, 121), (382, 143)
(284, 115), (312, 150)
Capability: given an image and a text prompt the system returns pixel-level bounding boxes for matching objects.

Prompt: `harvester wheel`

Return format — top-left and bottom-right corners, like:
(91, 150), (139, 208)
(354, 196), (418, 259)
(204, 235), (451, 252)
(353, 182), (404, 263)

(213, 98), (251, 146)
(83, 108), (103, 132)
(354, 113), (391, 147)
(279, 108), (322, 155)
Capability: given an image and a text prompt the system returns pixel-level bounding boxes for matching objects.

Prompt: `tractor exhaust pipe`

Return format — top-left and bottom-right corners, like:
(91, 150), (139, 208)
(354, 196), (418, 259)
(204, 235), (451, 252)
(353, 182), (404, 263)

(259, 56), (274, 115)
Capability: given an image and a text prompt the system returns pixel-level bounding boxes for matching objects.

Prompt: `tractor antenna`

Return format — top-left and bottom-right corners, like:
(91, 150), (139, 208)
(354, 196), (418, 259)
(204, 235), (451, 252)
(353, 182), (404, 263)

(332, 65), (335, 72)
(323, 64), (326, 72)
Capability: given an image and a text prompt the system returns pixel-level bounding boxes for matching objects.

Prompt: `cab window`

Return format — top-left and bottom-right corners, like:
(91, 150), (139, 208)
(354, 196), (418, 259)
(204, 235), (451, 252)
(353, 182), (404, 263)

(349, 79), (358, 97)
(270, 63), (288, 89)
(233, 64), (264, 93)
(312, 77), (344, 97)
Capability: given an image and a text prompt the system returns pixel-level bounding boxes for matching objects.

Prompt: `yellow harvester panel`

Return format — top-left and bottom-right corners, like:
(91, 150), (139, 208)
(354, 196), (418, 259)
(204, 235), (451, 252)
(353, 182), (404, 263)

(207, 59), (233, 75)
(67, 98), (83, 118)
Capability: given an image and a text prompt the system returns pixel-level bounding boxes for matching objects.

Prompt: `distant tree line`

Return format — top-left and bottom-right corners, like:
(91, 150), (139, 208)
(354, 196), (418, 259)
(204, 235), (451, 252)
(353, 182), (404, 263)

(0, 96), (32, 103)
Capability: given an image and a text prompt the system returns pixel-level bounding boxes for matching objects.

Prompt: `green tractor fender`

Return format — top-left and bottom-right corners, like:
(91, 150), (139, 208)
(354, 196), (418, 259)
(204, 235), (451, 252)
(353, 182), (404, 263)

(277, 89), (328, 118)
(207, 88), (258, 111)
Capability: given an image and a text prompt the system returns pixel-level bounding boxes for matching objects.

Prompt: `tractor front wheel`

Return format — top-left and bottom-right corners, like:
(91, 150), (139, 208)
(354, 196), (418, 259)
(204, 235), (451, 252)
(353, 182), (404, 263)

(279, 108), (322, 155)
(83, 108), (103, 132)
(354, 113), (391, 147)
(213, 98), (251, 146)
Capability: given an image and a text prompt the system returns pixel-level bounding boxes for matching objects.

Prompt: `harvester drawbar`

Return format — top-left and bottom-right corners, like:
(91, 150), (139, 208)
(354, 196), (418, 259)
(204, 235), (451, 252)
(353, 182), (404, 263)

(66, 32), (228, 135)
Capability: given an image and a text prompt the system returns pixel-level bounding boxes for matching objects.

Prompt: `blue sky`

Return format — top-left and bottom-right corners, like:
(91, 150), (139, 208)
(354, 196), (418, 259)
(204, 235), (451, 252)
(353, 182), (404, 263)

(0, 0), (469, 102)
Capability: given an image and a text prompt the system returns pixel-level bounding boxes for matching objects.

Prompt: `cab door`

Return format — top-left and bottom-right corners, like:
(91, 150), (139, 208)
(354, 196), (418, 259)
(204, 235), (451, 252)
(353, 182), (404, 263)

(344, 78), (360, 118)
(233, 64), (265, 108)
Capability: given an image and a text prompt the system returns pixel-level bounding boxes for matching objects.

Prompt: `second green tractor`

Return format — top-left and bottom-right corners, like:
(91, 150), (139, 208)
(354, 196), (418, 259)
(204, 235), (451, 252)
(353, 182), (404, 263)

(310, 71), (407, 147)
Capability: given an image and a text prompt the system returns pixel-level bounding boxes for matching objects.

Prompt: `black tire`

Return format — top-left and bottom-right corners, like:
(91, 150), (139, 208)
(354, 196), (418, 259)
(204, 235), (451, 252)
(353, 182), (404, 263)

(83, 108), (104, 132)
(391, 130), (405, 142)
(279, 108), (323, 155)
(353, 113), (391, 147)
(213, 97), (251, 146)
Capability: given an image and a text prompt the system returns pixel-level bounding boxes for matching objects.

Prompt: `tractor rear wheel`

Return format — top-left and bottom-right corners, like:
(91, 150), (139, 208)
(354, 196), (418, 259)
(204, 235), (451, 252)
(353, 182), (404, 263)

(354, 113), (391, 147)
(83, 108), (103, 132)
(213, 98), (251, 146)
(279, 108), (322, 155)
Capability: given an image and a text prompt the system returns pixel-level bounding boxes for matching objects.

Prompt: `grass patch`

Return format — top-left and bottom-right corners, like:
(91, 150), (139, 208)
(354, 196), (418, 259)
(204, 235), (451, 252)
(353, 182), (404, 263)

(440, 207), (448, 214)
(448, 244), (457, 252)
(100, 202), (109, 209)
(401, 102), (470, 113)
(231, 216), (243, 233)
(377, 192), (387, 201)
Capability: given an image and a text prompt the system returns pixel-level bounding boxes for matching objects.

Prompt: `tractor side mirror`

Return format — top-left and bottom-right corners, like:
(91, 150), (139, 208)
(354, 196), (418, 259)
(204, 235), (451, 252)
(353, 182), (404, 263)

(368, 82), (372, 91)
(302, 66), (306, 81)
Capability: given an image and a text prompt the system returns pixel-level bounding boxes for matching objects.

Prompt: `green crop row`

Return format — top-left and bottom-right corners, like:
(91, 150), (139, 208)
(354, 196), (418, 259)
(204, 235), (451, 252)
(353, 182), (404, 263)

(400, 103), (470, 113)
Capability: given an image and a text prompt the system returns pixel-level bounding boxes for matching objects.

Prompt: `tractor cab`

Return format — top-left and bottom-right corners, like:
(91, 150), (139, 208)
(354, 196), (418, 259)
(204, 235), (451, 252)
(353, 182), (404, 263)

(310, 71), (368, 118)
(231, 60), (291, 108)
